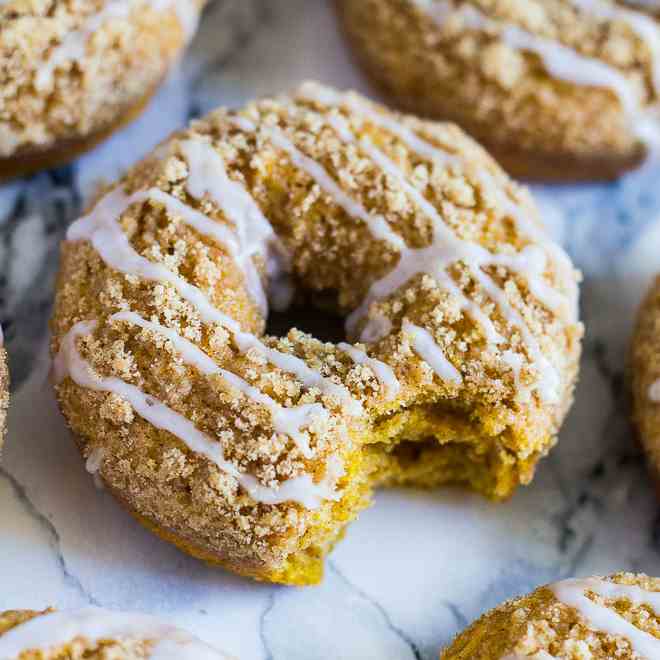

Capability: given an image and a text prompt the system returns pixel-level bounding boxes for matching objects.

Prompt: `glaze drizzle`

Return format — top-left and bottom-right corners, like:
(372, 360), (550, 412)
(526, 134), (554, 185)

(551, 577), (660, 658)
(297, 83), (574, 404)
(0, 607), (228, 659)
(36, 0), (199, 91)
(415, 0), (660, 153)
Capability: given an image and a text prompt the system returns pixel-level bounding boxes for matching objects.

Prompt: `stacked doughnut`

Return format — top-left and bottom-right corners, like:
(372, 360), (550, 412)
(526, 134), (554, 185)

(442, 572), (660, 658)
(336, 0), (660, 180)
(0, 607), (229, 659)
(0, 0), (205, 180)
(51, 82), (582, 585)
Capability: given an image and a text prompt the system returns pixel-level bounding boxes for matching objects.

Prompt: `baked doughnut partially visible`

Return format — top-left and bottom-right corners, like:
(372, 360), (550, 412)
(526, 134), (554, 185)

(0, 0), (205, 180)
(631, 275), (660, 487)
(0, 607), (229, 658)
(624, 0), (660, 15)
(442, 572), (660, 658)
(335, 0), (660, 181)
(51, 82), (582, 585)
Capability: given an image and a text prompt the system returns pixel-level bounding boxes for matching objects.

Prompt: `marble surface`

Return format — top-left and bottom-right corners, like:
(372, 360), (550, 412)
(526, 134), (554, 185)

(1, 1), (660, 657)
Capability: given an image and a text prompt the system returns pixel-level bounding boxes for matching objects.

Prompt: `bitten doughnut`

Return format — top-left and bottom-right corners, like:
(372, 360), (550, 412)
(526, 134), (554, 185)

(51, 82), (582, 585)
(335, 0), (660, 181)
(441, 573), (660, 659)
(0, 607), (229, 658)
(0, 0), (205, 180)
(631, 275), (660, 487)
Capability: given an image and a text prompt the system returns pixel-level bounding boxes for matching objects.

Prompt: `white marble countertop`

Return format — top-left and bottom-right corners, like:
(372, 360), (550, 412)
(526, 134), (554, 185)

(1, 1), (660, 658)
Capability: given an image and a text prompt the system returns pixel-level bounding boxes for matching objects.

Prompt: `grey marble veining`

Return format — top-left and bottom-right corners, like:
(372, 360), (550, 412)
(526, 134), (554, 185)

(1, 1), (660, 658)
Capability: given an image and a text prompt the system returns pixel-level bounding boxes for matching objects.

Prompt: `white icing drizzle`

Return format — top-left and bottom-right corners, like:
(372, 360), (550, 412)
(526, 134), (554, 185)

(53, 321), (343, 509)
(36, 1), (198, 92)
(229, 116), (406, 251)
(346, 128), (559, 401)
(403, 320), (462, 384)
(67, 187), (243, 333)
(179, 138), (279, 316)
(501, 349), (528, 403)
(360, 313), (393, 344)
(111, 310), (329, 458)
(337, 342), (401, 399)
(298, 82), (458, 167)
(0, 607), (228, 659)
(234, 332), (363, 417)
(86, 445), (106, 491)
(297, 83), (572, 404)
(568, 0), (660, 158)
(436, 271), (505, 346)
(551, 577), (660, 658)
(649, 378), (660, 402)
(418, 0), (660, 152)
(66, 188), (362, 417)
(568, 0), (660, 94)
(297, 83), (579, 323)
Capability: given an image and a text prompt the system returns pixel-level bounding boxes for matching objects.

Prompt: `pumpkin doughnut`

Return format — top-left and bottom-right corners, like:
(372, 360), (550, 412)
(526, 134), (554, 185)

(0, 0), (205, 181)
(0, 328), (8, 453)
(0, 607), (229, 658)
(631, 275), (660, 488)
(441, 572), (660, 659)
(51, 82), (583, 585)
(335, 0), (660, 181)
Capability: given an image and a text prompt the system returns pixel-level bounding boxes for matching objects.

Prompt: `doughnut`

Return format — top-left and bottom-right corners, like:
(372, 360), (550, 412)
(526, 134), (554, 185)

(441, 572), (660, 658)
(624, 0), (660, 15)
(51, 82), (583, 585)
(631, 275), (660, 488)
(0, 607), (229, 658)
(335, 0), (660, 181)
(0, 0), (205, 181)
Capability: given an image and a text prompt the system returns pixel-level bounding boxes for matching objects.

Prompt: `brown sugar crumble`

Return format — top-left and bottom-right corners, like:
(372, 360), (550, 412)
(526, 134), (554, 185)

(442, 572), (660, 659)
(335, 0), (660, 180)
(0, 0), (205, 177)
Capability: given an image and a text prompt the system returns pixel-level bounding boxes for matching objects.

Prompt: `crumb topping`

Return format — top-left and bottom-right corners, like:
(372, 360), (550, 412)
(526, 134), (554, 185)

(0, 0), (203, 158)
(443, 573), (660, 659)
(337, 0), (660, 162)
